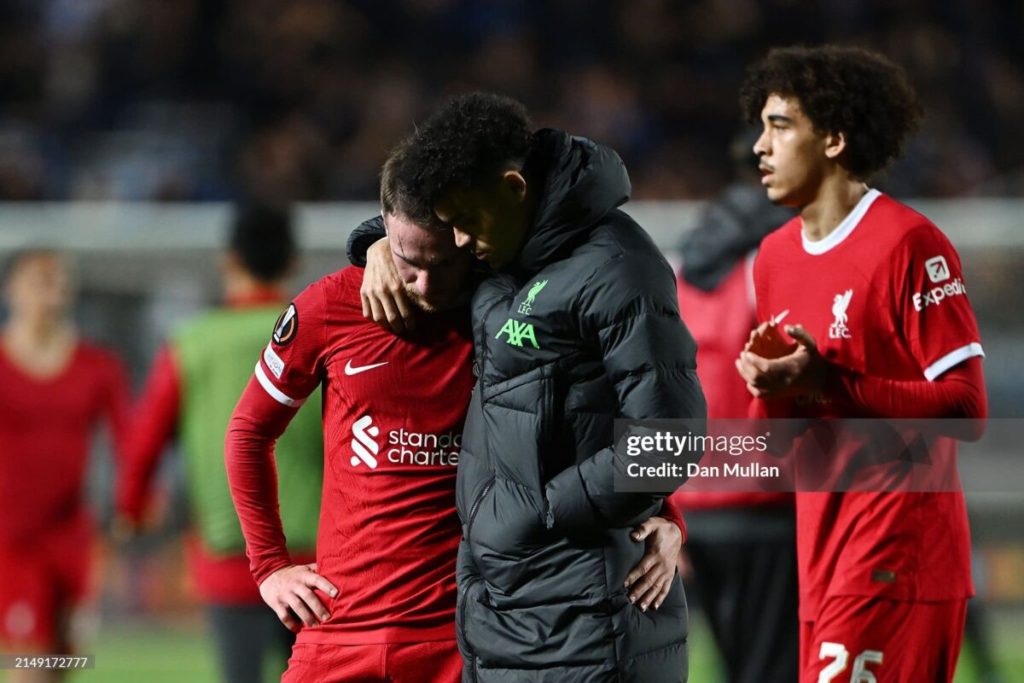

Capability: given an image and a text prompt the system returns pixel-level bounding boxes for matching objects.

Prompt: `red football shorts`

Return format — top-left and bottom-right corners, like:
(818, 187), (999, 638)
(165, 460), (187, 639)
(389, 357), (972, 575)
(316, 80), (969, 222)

(0, 534), (92, 649)
(800, 595), (967, 683)
(282, 639), (462, 683)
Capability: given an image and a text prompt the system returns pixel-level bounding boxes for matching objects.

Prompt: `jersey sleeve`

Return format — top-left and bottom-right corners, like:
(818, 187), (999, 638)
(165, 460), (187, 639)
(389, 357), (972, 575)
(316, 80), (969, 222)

(892, 225), (984, 381)
(255, 282), (330, 407)
(346, 214), (387, 267)
(116, 344), (180, 522)
(96, 348), (132, 468)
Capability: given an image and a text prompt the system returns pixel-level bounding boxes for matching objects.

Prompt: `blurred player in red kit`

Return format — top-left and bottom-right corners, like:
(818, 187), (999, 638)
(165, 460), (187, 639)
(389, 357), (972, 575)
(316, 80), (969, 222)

(115, 205), (322, 683)
(0, 250), (129, 682)
(735, 46), (988, 682)
(225, 156), (683, 683)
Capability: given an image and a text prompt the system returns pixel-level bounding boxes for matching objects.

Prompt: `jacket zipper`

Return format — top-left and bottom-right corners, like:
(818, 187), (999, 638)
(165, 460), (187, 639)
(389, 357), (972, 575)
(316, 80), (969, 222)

(457, 284), (513, 683)
(458, 587), (479, 683)
(460, 478), (493, 683)
(465, 478), (495, 543)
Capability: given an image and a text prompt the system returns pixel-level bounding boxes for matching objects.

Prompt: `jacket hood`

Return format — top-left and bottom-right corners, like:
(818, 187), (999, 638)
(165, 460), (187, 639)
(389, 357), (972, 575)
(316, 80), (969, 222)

(515, 129), (631, 272)
(679, 183), (793, 291)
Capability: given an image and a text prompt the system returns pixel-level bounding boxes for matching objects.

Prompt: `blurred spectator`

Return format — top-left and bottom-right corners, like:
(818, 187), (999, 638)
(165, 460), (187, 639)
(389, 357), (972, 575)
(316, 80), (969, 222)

(0, 249), (130, 682)
(114, 205), (323, 683)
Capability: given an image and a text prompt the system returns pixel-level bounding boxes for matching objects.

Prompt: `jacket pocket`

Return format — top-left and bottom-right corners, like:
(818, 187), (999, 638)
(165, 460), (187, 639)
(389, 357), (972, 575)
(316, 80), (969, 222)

(465, 477), (495, 544)
(480, 363), (557, 491)
(456, 541), (484, 682)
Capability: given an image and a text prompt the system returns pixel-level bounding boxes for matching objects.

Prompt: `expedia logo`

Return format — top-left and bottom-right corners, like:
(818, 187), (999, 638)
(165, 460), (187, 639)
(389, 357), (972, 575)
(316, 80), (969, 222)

(925, 255), (950, 283)
(913, 277), (966, 312)
(273, 304), (298, 346)
(350, 414), (460, 469)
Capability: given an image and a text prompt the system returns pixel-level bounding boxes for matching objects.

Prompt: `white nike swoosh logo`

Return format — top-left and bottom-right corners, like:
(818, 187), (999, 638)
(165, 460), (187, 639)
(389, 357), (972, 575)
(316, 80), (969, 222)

(344, 360), (389, 376)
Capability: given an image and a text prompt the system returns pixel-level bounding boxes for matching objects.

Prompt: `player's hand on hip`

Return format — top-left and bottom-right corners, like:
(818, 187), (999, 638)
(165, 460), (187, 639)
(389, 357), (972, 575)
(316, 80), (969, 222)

(624, 516), (682, 612)
(736, 323), (825, 399)
(260, 563), (338, 632)
(361, 237), (415, 333)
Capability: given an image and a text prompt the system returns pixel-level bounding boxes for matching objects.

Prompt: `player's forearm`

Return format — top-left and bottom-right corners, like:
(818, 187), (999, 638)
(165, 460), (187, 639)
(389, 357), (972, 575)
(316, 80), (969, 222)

(116, 346), (181, 521)
(346, 214), (386, 267)
(108, 364), (133, 472)
(225, 377), (299, 583)
(544, 447), (664, 532)
(656, 497), (687, 543)
(828, 357), (987, 439)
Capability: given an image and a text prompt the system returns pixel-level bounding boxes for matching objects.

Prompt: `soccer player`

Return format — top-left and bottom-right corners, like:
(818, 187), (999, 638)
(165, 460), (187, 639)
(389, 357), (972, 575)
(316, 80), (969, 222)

(115, 205), (322, 683)
(224, 156), (688, 682)
(362, 92), (705, 682)
(735, 46), (988, 682)
(0, 250), (130, 683)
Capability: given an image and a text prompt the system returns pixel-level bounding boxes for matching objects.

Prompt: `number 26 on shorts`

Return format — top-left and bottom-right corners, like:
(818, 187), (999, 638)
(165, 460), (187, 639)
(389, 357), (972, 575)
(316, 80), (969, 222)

(818, 642), (883, 683)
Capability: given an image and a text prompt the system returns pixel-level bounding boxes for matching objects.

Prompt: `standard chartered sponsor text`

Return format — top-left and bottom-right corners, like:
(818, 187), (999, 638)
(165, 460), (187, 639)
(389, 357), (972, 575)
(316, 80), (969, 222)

(386, 427), (460, 466)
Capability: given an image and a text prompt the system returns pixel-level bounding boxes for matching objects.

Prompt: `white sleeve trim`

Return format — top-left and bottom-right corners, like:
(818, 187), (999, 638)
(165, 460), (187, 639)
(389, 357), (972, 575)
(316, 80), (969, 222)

(923, 343), (985, 381)
(254, 362), (305, 407)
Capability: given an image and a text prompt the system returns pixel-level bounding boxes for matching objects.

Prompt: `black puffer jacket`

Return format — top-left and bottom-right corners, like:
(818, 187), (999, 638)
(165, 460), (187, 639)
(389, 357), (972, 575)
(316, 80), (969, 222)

(455, 130), (705, 682)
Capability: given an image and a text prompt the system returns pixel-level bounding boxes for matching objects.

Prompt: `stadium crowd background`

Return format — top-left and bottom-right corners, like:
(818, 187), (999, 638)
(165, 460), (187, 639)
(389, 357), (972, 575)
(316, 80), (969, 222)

(1, 1), (1023, 682)
(1, 0), (1023, 204)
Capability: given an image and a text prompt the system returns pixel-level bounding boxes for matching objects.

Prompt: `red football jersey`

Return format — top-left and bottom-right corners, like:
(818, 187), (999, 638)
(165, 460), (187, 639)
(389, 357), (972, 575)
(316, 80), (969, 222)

(752, 190), (984, 621)
(0, 341), (129, 545)
(254, 266), (473, 644)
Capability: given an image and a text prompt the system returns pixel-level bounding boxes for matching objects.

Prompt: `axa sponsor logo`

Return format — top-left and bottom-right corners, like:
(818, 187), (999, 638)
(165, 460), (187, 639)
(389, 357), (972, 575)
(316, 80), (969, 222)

(349, 414), (460, 469)
(496, 317), (540, 349)
(829, 289), (853, 340)
(913, 277), (967, 312)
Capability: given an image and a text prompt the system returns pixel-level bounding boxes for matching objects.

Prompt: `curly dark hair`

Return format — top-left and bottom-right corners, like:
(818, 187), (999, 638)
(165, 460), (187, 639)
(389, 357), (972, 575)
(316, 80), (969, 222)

(739, 45), (924, 179)
(386, 91), (533, 225)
